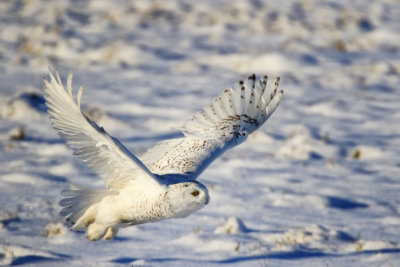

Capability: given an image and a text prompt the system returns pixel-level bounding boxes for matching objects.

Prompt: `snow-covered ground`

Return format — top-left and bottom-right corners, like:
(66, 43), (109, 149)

(1, 0), (400, 266)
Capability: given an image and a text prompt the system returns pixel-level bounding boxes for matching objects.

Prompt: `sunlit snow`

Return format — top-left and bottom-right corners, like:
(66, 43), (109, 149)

(1, 0), (399, 266)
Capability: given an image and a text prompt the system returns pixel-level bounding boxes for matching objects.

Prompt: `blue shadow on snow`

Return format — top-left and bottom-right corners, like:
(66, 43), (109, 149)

(111, 248), (400, 265)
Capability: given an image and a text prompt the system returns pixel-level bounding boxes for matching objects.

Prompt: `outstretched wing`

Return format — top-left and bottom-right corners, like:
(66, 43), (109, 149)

(44, 69), (161, 189)
(141, 74), (283, 179)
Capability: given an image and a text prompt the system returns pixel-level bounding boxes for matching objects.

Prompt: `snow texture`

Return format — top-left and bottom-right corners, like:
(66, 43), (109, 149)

(0, 0), (400, 266)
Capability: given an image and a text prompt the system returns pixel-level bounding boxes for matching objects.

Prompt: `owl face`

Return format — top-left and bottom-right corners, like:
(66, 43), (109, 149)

(166, 181), (209, 218)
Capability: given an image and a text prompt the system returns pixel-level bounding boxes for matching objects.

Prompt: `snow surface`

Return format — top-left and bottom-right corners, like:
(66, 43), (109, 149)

(1, 0), (400, 266)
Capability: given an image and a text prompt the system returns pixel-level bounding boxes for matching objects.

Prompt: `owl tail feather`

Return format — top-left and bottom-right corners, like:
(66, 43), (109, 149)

(59, 184), (118, 241)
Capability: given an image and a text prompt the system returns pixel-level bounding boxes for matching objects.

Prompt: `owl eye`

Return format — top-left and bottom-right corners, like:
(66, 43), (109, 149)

(191, 190), (200, 196)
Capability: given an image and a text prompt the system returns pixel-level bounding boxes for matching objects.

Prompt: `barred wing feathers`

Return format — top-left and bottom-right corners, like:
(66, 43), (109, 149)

(43, 69), (161, 189)
(141, 74), (283, 179)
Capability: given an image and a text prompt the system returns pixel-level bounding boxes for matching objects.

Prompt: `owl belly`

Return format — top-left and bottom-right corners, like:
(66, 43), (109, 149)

(104, 188), (170, 226)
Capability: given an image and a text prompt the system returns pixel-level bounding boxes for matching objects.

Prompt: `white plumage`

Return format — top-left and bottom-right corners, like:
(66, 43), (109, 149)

(43, 69), (282, 241)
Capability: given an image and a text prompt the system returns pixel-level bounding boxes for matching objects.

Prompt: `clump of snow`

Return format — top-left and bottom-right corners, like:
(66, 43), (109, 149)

(0, 209), (19, 228)
(130, 259), (148, 266)
(0, 93), (45, 120)
(349, 145), (384, 160)
(275, 126), (312, 160)
(8, 127), (25, 140)
(263, 224), (356, 252)
(43, 222), (66, 238)
(0, 245), (60, 266)
(0, 245), (14, 266)
(345, 240), (396, 253)
(214, 217), (248, 234)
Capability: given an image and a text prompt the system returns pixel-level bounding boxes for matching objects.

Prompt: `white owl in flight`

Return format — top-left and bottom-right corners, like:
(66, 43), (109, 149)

(43, 69), (282, 241)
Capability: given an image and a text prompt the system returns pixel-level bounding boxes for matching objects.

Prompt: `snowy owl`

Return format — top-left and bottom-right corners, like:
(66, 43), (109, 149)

(43, 69), (283, 241)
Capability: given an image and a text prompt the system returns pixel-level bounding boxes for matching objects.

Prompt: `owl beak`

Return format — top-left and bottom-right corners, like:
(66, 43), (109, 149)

(204, 195), (210, 205)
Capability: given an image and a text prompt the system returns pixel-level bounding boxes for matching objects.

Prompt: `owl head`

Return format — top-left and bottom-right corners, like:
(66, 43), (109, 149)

(166, 181), (209, 218)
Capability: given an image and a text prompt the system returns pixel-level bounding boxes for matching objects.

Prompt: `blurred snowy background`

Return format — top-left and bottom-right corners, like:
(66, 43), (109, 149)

(0, 0), (400, 266)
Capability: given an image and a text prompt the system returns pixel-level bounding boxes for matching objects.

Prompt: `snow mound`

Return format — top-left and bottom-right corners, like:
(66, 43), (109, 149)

(130, 259), (148, 266)
(6, 127), (26, 141)
(264, 224), (356, 252)
(214, 217), (248, 234)
(345, 240), (396, 253)
(0, 245), (67, 266)
(0, 92), (45, 120)
(275, 126), (312, 161)
(349, 145), (384, 160)
(43, 222), (66, 238)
